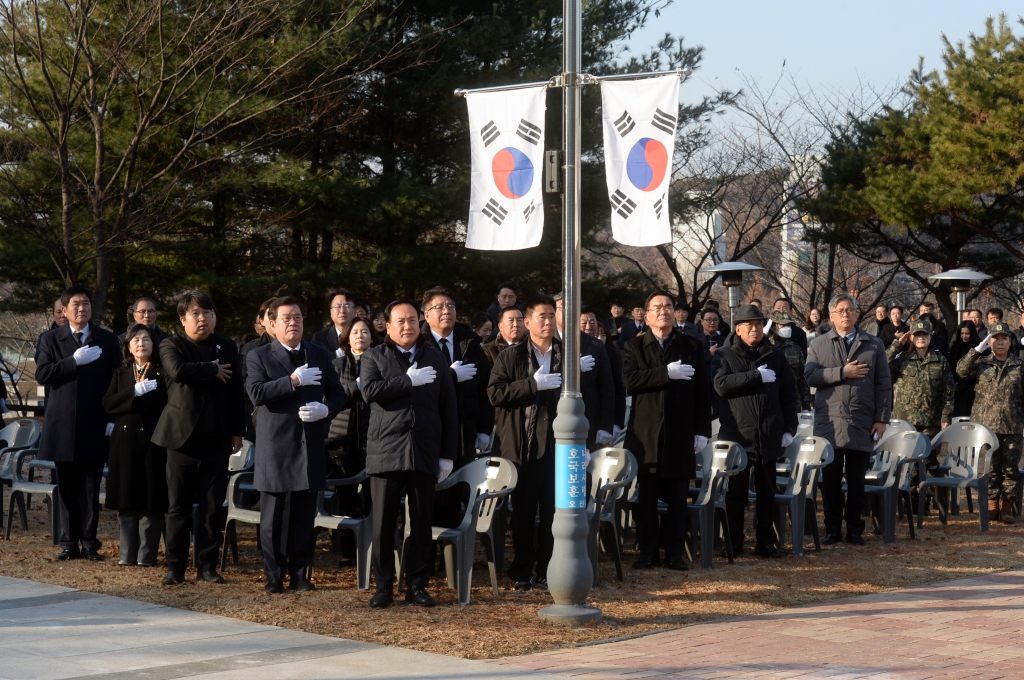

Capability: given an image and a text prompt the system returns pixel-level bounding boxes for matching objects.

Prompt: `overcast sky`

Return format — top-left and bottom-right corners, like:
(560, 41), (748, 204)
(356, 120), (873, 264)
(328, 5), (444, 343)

(625, 2), (1020, 110)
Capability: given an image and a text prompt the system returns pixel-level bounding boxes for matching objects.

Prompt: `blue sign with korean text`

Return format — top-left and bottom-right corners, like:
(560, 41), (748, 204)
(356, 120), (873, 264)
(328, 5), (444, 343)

(556, 444), (588, 509)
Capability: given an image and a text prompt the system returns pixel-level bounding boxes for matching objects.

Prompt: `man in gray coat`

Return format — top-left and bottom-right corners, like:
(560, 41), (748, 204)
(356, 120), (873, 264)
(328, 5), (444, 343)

(805, 292), (892, 546)
(246, 297), (346, 594)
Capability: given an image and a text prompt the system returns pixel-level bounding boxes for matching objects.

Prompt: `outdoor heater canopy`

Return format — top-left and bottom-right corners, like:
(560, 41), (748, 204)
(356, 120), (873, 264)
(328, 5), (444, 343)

(701, 261), (765, 287)
(927, 268), (992, 292)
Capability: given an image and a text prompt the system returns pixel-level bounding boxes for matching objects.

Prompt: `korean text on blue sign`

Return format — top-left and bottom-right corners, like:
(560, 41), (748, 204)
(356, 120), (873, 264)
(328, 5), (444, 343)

(556, 444), (588, 509)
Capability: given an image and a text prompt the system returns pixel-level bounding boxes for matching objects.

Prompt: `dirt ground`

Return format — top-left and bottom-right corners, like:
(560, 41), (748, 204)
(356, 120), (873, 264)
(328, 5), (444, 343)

(1, 495), (1022, 659)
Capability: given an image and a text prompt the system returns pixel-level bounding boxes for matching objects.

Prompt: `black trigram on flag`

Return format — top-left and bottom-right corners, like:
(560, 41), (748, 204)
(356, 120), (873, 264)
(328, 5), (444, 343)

(614, 110), (635, 137)
(523, 201), (536, 223)
(483, 198), (508, 225)
(611, 190), (637, 219)
(481, 121), (500, 147)
(516, 119), (541, 145)
(654, 194), (666, 219)
(651, 108), (677, 135)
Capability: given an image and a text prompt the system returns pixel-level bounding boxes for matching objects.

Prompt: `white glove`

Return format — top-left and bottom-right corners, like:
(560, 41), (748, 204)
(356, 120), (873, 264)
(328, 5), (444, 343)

(595, 430), (613, 446)
(763, 319), (773, 335)
(438, 458), (453, 483)
(580, 355), (596, 372)
(407, 361), (436, 387)
(758, 365), (777, 383)
(73, 345), (102, 366)
(584, 449), (592, 468)
(667, 361), (695, 380)
(298, 401), (330, 422)
(612, 425), (622, 439)
(475, 433), (490, 450)
(694, 435), (708, 453)
(134, 379), (158, 397)
(533, 365), (562, 391)
(105, 422), (114, 436)
(291, 363), (322, 387)
(781, 432), (794, 448)
(0, 398), (8, 415)
(975, 334), (992, 353)
(451, 361), (477, 383)
(355, 376), (361, 390)
(335, 348), (344, 358)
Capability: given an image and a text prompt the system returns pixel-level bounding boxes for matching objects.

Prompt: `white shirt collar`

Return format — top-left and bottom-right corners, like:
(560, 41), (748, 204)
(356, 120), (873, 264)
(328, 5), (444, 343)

(69, 323), (91, 342)
(430, 328), (453, 346)
(278, 339), (302, 353)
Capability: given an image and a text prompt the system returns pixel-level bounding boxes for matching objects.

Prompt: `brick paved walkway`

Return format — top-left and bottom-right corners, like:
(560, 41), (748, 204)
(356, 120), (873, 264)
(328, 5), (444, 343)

(492, 569), (1024, 679)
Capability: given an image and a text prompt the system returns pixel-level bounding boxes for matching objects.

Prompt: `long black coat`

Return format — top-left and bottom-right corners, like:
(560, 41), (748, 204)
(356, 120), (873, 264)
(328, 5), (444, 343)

(36, 322), (121, 463)
(420, 322), (495, 466)
(327, 352), (372, 476)
(622, 329), (712, 480)
(360, 340), (459, 476)
(151, 333), (246, 453)
(102, 365), (169, 512)
(604, 342), (627, 429)
(578, 331), (616, 447)
(240, 332), (273, 441)
(487, 338), (562, 464)
(246, 341), (347, 493)
(712, 335), (799, 461)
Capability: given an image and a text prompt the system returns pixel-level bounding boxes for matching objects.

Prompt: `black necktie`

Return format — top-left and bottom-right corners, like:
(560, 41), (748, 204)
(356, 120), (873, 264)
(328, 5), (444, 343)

(74, 331), (84, 347)
(439, 337), (451, 364)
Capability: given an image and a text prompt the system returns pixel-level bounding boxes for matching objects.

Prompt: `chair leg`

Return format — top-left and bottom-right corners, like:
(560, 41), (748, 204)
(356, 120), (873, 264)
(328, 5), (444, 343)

(443, 543), (456, 591)
(699, 507), (714, 569)
(901, 491), (916, 539)
(807, 498), (821, 552)
(718, 508), (734, 564)
(965, 487), (974, 514)
(938, 487), (949, 525)
(457, 537), (474, 605)
(917, 483), (929, 528)
(883, 488), (896, 544)
(979, 478), (989, 532)
(220, 520), (233, 571)
(5, 493), (15, 539)
(482, 534), (499, 596)
(15, 490), (27, 530)
(609, 520), (624, 581)
(773, 504), (785, 548)
(790, 497), (805, 557)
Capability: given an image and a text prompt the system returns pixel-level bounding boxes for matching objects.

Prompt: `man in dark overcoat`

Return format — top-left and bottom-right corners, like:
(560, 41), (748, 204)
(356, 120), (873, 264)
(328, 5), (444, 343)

(35, 285), (121, 560)
(246, 297), (346, 594)
(623, 292), (712, 570)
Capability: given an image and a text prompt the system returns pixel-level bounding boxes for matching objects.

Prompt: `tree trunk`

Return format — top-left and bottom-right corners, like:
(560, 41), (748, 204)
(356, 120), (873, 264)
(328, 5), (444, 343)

(823, 242), (837, 304)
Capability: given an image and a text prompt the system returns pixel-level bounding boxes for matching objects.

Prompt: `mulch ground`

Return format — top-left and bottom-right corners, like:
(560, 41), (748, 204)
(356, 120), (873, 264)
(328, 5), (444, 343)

(1, 494), (1022, 659)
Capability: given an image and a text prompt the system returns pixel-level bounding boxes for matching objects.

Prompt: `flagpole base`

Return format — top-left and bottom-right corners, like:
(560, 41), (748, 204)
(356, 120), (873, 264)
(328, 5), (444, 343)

(538, 603), (603, 628)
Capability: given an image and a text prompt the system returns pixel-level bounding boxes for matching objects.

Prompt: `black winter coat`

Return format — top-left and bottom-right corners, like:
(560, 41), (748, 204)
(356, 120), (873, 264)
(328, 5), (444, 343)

(487, 339), (562, 464)
(577, 331), (616, 447)
(327, 352), (372, 476)
(712, 335), (800, 461)
(420, 322), (496, 466)
(36, 322), (121, 464)
(622, 330), (712, 480)
(239, 332), (273, 441)
(360, 340), (459, 476)
(604, 342), (627, 429)
(102, 365), (168, 512)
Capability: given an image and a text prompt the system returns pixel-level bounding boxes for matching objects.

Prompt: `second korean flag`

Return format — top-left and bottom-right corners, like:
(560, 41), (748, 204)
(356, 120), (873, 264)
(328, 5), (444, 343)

(601, 74), (679, 247)
(465, 86), (546, 250)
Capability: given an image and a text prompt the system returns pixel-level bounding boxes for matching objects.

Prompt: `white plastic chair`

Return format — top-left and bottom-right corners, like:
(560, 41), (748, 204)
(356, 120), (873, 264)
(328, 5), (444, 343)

(773, 436), (834, 556)
(586, 447), (636, 584)
(918, 422), (998, 532)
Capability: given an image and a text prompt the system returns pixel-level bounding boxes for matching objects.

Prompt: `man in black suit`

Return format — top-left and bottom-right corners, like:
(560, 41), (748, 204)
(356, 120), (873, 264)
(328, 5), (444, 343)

(246, 297), (346, 594)
(772, 298), (807, 355)
(240, 298), (277, 441)
(361, 300), (458, 609)
(581, 307), (626, 438)
(35, 286), (121, 561)
(117, 297), (172, 345)
(602, 299), (626, 344)
(617, 301), (647, 349)
(311, 288), (357, 357)
(152, 290), (245, 585)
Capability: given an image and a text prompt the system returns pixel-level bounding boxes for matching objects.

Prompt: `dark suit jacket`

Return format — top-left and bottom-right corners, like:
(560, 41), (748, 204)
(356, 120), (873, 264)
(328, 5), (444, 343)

(311, 326), (342, 354)
(151, 333), (245, 453)
(487, 339), (562, 464)
(790, 325), (808, 354)
(240, 332), (273, 440)
(622, 329), (712, 480)
(36, 322), (121, 463)
(246, 341), (346, 493)
(617, 319), (646, 349)
(579, 332), (615, 446)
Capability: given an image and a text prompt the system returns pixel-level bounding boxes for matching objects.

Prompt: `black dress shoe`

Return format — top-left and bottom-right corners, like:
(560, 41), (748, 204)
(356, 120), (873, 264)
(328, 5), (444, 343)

(532, 576), (548, 590)
(665, 556), (689, 571)
(846, 534), (866, 546)
(289, 578), (316, 592)
(405, 585), (436, 607)
(369, 589), (394, 609)
(512, 580), (533, 592)
(84, 549), (104, 562)
(754, 544), (783, 559)
(720, 544), (744, 559)
(632, 555), (660, 569)
(265, 580), (285, 594)
(198, 568), (225, 583)
(162, 571), (185, 586)
(56, 548), (81, 561)
(821, 533), (842, 546)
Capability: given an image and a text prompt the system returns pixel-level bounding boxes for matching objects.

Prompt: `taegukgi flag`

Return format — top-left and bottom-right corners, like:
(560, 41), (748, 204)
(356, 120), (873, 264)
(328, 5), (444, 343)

(601, 74), (679, 247)
(465, 86), (546, 250)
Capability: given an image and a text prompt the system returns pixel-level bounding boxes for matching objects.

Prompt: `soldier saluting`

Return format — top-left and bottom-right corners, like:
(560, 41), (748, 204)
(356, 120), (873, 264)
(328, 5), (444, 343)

(956, 321), (1023, 524)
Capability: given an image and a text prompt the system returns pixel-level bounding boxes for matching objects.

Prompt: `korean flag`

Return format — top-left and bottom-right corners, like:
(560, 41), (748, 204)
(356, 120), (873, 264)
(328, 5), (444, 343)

(601, 74), (680, 247)
(465, 86), (546, 250)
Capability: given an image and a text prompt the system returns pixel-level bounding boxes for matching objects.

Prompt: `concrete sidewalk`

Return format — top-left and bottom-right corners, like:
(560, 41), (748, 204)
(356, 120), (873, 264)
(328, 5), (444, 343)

(0, 576), (562, 680)
(493, 568), (1024, 679)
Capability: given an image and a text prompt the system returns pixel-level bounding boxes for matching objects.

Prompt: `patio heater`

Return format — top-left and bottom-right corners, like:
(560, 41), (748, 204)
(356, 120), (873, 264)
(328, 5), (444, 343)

(927, 268), (991, 319)
(699, 262), (765, 327)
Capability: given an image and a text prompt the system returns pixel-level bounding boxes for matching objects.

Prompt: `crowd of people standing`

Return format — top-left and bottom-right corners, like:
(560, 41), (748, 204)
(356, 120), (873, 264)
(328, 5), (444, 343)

(25, 281), (1024, 608)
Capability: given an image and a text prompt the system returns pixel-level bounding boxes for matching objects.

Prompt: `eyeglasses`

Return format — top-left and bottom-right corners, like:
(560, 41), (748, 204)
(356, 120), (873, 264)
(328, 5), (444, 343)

(331, 304), (353, 311)
(648, 305), (673, 313)
(832, 308), (856, 316)
(186, 309), (214, 320)
(135, 308), (157, 315)
(427, 303), (456, 313)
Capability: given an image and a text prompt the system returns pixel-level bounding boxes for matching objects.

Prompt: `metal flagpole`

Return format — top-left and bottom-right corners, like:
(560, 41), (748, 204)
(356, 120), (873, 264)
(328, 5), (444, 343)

(538, 0), (601, 628)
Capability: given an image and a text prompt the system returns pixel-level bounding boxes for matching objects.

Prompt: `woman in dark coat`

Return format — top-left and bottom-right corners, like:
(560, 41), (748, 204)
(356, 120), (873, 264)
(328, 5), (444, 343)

(102, 324), (168, 567)
(949, 320), (980, 418)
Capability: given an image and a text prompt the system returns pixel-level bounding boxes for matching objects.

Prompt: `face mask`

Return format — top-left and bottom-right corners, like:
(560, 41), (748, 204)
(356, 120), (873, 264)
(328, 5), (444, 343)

(778, 326), (793, 339)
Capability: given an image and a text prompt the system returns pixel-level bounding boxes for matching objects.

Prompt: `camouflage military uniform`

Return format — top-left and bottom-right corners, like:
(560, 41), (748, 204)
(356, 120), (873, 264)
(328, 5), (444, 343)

(769, 311), (812, 410)
(956, 343), (1024, 502)
(887, 341), (955, 437)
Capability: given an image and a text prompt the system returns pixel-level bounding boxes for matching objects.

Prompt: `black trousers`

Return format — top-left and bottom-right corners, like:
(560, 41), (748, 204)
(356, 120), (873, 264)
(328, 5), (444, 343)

(54, 462), (104, 552)
(508, 452), (555, 582)
(259, 490), (317, 583)
(636, 473), (688, 559)
(725, 458), (777, 550)
(165, 444), (228, 574)
(822, 447), (870, 538)
(371, 471), (435, 590)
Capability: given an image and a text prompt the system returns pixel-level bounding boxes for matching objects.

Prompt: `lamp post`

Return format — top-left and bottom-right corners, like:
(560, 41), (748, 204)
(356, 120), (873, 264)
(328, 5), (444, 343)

(699, 262), (765, 327)
(927, 268), (991, 322)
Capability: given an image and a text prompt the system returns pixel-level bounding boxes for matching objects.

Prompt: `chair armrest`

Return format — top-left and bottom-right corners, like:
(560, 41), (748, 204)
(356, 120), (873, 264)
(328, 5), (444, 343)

(325, 469), (369, 488)
(226, 471), (254, 507)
